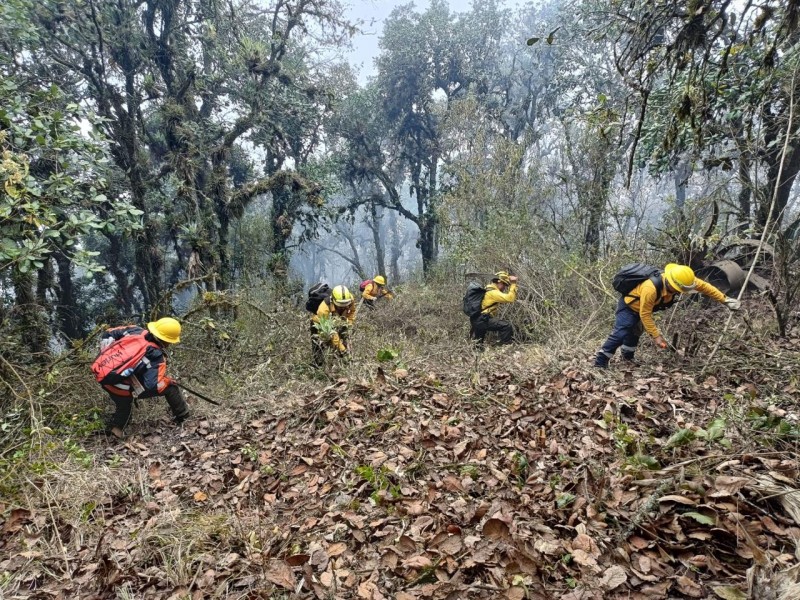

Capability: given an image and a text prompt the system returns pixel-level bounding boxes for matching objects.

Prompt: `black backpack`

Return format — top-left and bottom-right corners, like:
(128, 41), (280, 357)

(306, 283), (331, 313)
(612, 263), (661, 295)
(462, 282), (487, 318)
(612, 263), (673, 308)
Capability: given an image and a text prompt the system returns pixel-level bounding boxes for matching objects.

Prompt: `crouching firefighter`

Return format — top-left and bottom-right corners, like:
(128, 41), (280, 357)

(594, 263), (741, 368)
(464, 271), (518, 349)
(309, 285), (357, 366)
(92, 317), (190, 438)
(361, 275), (394, 308)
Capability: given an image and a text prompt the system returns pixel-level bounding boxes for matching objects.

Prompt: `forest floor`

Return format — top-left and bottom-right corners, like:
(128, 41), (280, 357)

(2, 300), (800, 599)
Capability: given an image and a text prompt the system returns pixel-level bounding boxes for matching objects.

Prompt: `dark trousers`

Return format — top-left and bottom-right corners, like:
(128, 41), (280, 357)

(470, 314), (513, 348)
(107, 384), (189, 428)
(597, 298), (643, 364)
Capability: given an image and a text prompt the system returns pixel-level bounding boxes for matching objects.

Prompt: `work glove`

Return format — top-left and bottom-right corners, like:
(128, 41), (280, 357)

(724, 297), (741, 311)
(121, 368), (135, 377)
(653, 335), (668, 350)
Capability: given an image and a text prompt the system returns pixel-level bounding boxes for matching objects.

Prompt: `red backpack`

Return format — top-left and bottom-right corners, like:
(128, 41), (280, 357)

(359, 279), (373, 292)
(91, 333), (155, 385)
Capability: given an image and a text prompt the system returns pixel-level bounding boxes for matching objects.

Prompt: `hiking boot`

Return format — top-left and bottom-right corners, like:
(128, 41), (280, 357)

(106, 425), (126, 440)
(621, 352), (639, 366)
(594, 352), (610, 369)
(165, 385), (190, 424)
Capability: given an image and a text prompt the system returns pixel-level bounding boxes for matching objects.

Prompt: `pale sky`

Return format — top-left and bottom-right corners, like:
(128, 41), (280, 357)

(343, 0), (532, 81)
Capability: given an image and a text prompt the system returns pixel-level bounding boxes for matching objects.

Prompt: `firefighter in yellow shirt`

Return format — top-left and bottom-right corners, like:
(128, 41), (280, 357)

(361, 275), (394, 308)
(595, 263), (741, 368)
(470, 271), (518, 348)
(311, 285), (357, 366)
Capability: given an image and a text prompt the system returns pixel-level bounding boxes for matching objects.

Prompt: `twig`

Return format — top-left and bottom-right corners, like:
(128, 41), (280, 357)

(616, 476), (675, 543)
(150, 274), (214, 319)
(0, 354), (41, 435)
(46, 323), (106, 370)
(41, 479), (71, 578)
(557, 256), (616, 300)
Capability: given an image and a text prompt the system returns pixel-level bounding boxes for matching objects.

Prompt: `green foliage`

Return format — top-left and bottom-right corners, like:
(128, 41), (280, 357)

(627, 454), (660, 471)
(747, 406), (800, 441)
(0, 79), (142, 275)
(556, 492), (576, 508)
(664, 428), (696, 449)
(682, 511), (715, 526)
(240, 444), (259, 462)
(354, 465), (400, 503)
(439, 95), (547, 262)
(313, 315), (337, 339)
(376, 348), (399, 362)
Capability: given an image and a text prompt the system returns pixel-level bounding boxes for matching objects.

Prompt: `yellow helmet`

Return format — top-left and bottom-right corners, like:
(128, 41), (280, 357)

(373, 275), (386, 286)
(665, 263), (696, 292)
(493, 271), (511, 285)
(331, 285), (353, 307)
(147, 317), (181, 344)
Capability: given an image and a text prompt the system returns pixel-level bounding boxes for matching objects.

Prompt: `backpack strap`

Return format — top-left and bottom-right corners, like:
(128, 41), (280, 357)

(477, 300), (499, 317)
(624, 273), (664, 305)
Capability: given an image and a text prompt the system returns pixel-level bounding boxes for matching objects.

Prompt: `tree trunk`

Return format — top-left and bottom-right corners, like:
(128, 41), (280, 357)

(269, 185), (293, 280)
(207, 152), (229, 290)
(104, 232), (138, 316)
(12, 267), (49, 358)
(737, 156), (752, 232)
(759, 83), (800, 230)
(36, 259), (53, 307)
(54, 250), (83, 339)
(135, 226), (164, 315)
(761, 136), (800, 230)
(369, 202), (386, 277)
(674, 158), (691, 219)
(387, 210), (402, 283)
(339, 228), (366, 280)
(419, 214), (437, 277)
(583, 155), (614, 260)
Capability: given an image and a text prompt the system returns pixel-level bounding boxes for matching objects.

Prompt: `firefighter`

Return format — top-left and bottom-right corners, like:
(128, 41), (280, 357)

(362, 275), (394, 308)
(95, 317), (189, 438)
(311, 285), (357, 366)
(594, 263), (741, 368)
(470, 271), (518, 349)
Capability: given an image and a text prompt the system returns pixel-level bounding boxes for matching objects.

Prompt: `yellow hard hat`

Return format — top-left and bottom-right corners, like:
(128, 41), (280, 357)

(664, 263), (696, 292)
(331, 285), (353, 307)
(373, 275), (386, 286)
(493, 271), (511, 285)
(147, 317), (181, 344)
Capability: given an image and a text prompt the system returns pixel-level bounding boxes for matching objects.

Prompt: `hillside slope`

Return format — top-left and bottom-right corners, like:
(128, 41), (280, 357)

(2, 333), (800, 599)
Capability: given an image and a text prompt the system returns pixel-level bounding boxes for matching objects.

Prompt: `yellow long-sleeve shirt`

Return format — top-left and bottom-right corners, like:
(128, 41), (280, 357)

(625, 275), (726, 337)
(312, 300), (356, 351)
(362, 281), (394, 302)
(480, 283), (517, 316)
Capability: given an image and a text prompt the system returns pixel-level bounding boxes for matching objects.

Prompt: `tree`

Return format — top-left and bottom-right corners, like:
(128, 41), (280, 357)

(602, 0), (800, 232)
(0, 79), (142, 351)
(8, 0), (350, 310)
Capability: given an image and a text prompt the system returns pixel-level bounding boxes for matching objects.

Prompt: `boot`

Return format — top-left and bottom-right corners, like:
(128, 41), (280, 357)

(621, 351), (639, 366)
(164, 385), (190, 424)
(594, 352), (610, 368)
(104, 424), (126, 439)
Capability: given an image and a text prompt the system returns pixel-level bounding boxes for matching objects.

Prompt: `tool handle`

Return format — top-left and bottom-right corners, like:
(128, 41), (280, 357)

(174, 381), (221, 406)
